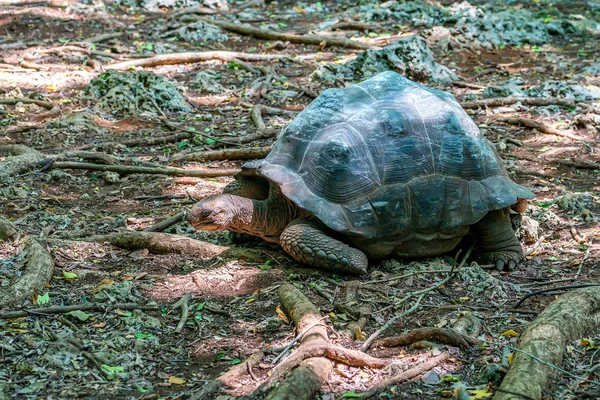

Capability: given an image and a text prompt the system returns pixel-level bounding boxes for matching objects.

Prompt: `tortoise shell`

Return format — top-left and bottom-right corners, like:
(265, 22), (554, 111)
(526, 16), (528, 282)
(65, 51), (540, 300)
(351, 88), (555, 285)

(245, 71), (534, 241)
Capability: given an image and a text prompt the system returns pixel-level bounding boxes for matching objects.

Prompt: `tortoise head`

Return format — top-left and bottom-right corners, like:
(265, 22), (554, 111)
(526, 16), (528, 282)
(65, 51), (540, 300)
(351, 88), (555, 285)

(187, 195), (240, 231)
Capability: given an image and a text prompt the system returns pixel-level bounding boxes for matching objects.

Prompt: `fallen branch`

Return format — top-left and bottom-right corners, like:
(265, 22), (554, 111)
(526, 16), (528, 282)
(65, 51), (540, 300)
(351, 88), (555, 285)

(251, 104), (298, 130)
(0, 98), (54, 109)
(84, 32), (124, 43)
(173, 293), (193, 333)
(373, 327), (479, 349)
(0, 302), (159, 320)
(144, 212), (185, 232)
(50, 161), (240, 177)
(357, 352), (451, 399)
(76, 132), (194, 151)
(169, 5), (218, 18)
(0, 217), (54, 310)
(199, 18), (370, 50)
(0, 144), (45, 183)
(460, 97), (585, 110)
(495, 287), (600, 400)
(108, 51), (284, 70)
(496, 116), (586, 142)
(172, 146), (272, 162)
(513, 284), (600, 308)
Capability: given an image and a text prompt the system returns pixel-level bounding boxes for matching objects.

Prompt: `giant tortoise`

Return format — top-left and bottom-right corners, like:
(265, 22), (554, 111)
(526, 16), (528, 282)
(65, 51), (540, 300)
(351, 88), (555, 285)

(188, 71), (534, 275)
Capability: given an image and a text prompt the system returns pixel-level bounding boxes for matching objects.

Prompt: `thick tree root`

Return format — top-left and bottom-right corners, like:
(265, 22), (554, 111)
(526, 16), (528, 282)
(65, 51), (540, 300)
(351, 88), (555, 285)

(198, 18), (370, 50)
(73, 231), (263, 263)
(262, 283), (332, 399)
(460, 96), (585, 110)
(357, 352), (451, 399)
(50, 161), (240, 177)
(497, 116), (586, 142)
(0, 144), (45, 183)
(495, 287), (600, 400)
(0, 217), (54, 310)
(82, 231), (230, 259)
(373, 327), (480, 349)
(108, 51), (284, 70)
(172, 146), (272, 162)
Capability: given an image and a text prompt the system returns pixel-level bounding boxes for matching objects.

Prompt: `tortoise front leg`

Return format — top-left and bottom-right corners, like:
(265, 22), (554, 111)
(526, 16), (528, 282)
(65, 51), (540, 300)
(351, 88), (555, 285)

(280, 218), (368, 275)
(472, 209), (524, 271)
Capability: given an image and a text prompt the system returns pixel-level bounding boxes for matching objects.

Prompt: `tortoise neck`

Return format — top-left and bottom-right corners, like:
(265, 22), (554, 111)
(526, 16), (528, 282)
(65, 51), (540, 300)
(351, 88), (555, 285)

(251, 184), (305, 238)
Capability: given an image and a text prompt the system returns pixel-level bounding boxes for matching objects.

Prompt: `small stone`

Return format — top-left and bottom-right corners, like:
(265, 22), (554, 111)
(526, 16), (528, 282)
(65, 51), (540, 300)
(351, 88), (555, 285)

(104, 171), (120, 184)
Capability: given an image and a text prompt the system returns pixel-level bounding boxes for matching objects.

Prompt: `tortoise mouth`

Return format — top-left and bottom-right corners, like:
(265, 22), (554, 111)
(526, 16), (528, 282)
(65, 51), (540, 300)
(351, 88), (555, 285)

(189, 220), (220, 231)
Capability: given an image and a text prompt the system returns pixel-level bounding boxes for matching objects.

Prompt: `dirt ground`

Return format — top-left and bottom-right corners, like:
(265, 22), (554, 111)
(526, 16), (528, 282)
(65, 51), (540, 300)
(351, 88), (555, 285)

(0, 0), (599, 399)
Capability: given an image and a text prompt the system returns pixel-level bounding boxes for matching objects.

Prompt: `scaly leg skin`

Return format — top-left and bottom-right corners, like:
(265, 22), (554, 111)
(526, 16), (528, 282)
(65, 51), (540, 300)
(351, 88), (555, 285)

(280, 218), (368, 275)
(472, 209), (524, 271)
(222, 177), (269, 243)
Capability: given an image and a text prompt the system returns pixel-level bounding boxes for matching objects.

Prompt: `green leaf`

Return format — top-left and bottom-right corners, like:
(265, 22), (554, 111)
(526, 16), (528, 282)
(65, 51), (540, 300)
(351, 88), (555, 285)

(36, 292), (50, 305)
(216, 352), (225, 360)
(532, 46), (541, 52)
(196, 302), (206, 311)
(277, 22), (288, 28)
(341, 392), (360, 398)
(67, 310), (91, 321)
(102, 364), (124, 373)
(231, 358), (242, 365)
(205, 138), (216, 145)
(547, 256), (557, 261)
(63, 271), (78, 280)
(58, 38), (70, 44)
(135, 333), (154, 339)
(441, 375), (461, 383)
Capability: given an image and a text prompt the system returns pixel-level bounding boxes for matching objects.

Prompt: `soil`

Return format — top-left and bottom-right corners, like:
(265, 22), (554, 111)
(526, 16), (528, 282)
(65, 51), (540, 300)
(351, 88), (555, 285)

(0, 1), (599, 399)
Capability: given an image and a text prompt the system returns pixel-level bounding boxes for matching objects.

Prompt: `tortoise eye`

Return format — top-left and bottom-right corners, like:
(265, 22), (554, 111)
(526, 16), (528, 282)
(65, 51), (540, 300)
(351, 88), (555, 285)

(201, 210), (212, 218)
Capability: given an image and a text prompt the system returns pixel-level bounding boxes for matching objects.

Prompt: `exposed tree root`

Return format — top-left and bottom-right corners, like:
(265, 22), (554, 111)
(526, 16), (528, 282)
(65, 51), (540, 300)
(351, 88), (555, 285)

(270, 343), (390, 381)
(0, 144), (45, 183)
(172, 146), (272, 162)
(496, 116), (586, 142)
(460, 97), (585, 110)
(198, 18), (370, 49)
(357, 352), (451, 399)
(263, 283), (333, 399)
(84, 32), (124, 43)
(495, 287), (600, 400)
(0, 302), (159, 319)
(373, 327), (480, 349)
(50, 161), (240, 177)
(108, 51), (284, 70)
(0, 98), (54, 109)
(80, 231), (230, 259)
(0, 217), (54, 310)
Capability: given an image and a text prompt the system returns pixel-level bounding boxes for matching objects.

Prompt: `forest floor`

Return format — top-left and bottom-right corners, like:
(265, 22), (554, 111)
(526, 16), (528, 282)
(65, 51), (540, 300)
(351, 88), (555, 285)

(0, 0), (599, 399)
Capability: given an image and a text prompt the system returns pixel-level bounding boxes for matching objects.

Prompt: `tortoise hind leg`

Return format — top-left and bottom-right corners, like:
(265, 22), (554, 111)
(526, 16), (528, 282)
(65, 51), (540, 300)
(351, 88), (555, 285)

(280, 218), (368, 275)
(472, 209), (524, 271)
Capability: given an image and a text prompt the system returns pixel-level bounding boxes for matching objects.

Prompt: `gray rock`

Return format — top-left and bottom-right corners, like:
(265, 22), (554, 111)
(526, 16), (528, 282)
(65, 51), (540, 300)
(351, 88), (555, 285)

(312, 35), (456, 83)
